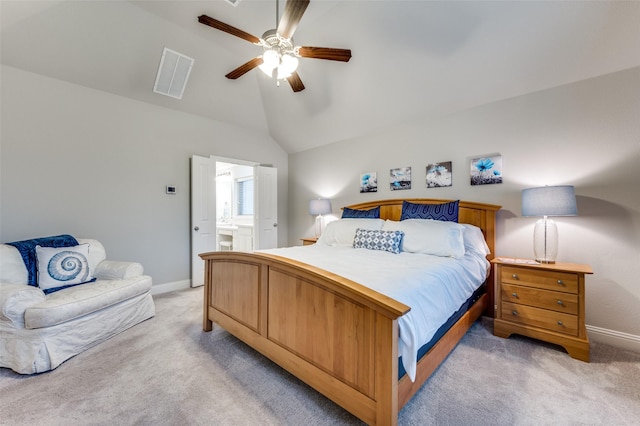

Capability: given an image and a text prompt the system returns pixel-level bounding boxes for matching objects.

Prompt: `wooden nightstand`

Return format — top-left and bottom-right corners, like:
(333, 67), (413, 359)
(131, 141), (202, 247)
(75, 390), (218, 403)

(300, 237), (318, 246)
(492, 258), (593, 362)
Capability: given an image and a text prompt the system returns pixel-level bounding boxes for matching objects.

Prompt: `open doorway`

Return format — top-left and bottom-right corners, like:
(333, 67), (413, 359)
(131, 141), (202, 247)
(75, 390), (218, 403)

(215, 161), (254, 251)
(190, 155), (278, 287)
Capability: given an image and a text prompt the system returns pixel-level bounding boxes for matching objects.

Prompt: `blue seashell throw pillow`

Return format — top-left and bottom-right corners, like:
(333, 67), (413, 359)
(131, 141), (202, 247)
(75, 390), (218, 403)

(35, 244), (95, 294)
(400, 200), (459, 222)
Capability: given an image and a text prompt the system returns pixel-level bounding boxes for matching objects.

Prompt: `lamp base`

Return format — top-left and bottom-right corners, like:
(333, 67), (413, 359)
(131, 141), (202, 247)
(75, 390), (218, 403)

(314, 215), (324, 238)
(533, 217), (558, 264)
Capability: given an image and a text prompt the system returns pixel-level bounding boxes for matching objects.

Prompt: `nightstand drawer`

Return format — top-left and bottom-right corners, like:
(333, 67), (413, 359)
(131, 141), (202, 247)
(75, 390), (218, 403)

(501, 266), (578, 294)
(501, 283), (578, 314)
(502, 302), (578, 336)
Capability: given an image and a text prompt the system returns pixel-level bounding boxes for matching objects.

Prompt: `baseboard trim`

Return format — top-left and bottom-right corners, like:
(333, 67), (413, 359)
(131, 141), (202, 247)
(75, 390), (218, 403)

(150, 279), (192, 295)
(587, 324), (640, 353)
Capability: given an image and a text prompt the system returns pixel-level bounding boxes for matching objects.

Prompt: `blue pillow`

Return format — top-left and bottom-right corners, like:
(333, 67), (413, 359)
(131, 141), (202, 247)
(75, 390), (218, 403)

(353, 228), (404, 254)
(400, 200), (459, 222)
(341, 206), (380, 219)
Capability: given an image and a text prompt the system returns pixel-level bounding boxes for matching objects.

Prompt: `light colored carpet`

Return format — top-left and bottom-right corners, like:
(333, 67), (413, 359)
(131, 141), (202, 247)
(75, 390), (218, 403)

(1, 287), (639, 425)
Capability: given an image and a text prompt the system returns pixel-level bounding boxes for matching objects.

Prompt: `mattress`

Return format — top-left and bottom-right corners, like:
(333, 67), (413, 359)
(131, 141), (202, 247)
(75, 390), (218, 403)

(260, 244), (489, 381)
(397, 284), (485, 379)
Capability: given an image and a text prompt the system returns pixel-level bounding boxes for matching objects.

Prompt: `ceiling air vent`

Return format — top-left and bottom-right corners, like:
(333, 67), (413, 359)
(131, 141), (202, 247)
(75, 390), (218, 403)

(153, 47), (194, 100)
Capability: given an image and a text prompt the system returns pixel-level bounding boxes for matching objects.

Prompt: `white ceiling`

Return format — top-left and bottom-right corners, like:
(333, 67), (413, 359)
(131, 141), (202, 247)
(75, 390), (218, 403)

(2, 0), (639, 153)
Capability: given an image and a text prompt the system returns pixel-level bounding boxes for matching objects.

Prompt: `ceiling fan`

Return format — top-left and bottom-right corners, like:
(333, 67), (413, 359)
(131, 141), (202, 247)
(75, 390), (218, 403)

(198, 0), (351, 93)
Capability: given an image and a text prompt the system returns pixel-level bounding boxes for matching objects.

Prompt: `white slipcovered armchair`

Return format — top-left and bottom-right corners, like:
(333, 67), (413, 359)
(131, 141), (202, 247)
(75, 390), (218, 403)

(0, 238), (155, 374)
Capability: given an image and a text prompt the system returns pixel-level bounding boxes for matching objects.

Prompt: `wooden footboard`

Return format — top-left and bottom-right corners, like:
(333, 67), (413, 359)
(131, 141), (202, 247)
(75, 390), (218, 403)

(201, 251), (409, 425)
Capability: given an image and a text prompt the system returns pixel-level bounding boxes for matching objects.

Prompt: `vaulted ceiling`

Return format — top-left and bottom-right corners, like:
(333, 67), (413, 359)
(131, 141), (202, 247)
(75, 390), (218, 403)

(2, 1), (639, 153)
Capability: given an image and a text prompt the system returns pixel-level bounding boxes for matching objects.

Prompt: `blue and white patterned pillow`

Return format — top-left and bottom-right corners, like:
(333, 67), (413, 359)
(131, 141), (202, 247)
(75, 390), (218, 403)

(35, 244), (94, 293)
(353, 228), (404, 254)
(400, 200), (459, 222)
(341, 206), (380, 219)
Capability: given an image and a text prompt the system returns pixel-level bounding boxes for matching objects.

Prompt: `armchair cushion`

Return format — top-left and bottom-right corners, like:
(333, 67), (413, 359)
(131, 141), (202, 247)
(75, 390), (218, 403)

(24, 275), (152, 329)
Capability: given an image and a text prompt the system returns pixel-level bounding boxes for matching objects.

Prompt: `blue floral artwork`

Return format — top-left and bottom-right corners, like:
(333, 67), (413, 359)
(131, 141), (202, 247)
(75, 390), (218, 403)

(360, 172), (378, 193)
(390, 167), (411, 191)
(470, 155), (502, 185)
(426, 161), (452, 188)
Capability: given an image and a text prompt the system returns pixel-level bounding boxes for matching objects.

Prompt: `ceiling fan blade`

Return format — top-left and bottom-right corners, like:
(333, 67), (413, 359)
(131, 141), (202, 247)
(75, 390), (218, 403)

(297, 46), (352, 62)
(286, 71), (305, 92)
(225, 57), (264, 80)
(277, 0), (310, 40)
(198, 15), (261, 45)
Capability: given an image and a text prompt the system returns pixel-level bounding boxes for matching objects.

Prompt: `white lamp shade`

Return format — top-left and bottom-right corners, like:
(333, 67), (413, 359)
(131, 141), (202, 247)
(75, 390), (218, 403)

(309, 199), (332, 216)
(258, 50), (278, 77)
(522, 185), (577, 217)
(263, 50), (279, 69)
(258, 63), (273, 77)
(277, 54), (299, 79)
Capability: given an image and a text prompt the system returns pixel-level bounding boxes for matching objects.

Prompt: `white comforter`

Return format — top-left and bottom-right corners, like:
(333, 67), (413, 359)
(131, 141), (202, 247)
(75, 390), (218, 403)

(260, 245), (489, 382)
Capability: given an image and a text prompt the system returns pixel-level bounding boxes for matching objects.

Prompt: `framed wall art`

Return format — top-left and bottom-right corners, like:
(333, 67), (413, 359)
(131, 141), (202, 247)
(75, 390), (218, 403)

(426, 161), (452, 188)
(390, 167), (411, 191)
(360, 172), (378, 193)
(470, 155), (502, 185)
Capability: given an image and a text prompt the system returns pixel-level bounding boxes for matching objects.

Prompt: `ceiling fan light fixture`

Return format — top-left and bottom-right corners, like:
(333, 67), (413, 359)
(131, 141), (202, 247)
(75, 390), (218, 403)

(278, 54), (299, 78)
(262, 49), (279, 70)
(258, 63), (273, 77)
(198, 0), (350, 92)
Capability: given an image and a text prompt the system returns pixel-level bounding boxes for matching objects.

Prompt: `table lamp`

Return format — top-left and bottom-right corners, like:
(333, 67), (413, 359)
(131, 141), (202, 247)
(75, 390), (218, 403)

(522, 185), (577, 263)
(309, 199), (332, 237)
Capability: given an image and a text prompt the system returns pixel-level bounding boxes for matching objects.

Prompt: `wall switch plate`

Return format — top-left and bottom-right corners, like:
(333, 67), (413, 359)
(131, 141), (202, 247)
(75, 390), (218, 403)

(166, 185), (176, 194)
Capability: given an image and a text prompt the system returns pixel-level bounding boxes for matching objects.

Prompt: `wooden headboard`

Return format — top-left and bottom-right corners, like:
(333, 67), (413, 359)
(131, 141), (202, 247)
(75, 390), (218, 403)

(345, 198), (501, 316)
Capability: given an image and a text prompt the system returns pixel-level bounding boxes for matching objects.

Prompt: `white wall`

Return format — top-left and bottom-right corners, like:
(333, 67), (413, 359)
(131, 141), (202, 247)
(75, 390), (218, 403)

(288, 67), (640, 349)
(1, 65), (288, 289)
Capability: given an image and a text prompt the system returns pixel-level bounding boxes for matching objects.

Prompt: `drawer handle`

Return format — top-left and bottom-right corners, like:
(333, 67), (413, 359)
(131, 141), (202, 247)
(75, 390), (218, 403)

(557, 300), (564, 306)
(512, 292), (518, 298)
(557, 280), (565, 286)
(557, 320), (564, 326)
(512, 274), (519, 279)
(512, 310), (518, 316)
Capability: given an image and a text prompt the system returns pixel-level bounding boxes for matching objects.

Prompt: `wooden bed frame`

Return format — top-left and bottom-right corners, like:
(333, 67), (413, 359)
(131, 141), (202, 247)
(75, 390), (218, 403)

(200, 198), (500, 425)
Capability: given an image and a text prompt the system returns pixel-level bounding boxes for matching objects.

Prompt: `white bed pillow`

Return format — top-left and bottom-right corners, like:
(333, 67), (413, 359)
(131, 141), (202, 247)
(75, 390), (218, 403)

(382, 219), (466, 258)
(317, 218), (384, 247)
(461, 224), (491, 257)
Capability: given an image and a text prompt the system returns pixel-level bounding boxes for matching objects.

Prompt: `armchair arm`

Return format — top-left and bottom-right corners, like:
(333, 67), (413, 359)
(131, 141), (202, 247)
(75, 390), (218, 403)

(94, 260), (144, 280)
(0, 282), (45, 328)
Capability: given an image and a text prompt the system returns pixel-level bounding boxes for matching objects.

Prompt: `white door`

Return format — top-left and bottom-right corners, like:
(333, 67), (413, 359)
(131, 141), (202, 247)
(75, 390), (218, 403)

(190, 155), (216, 287)
(254, 166), (278, 250)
